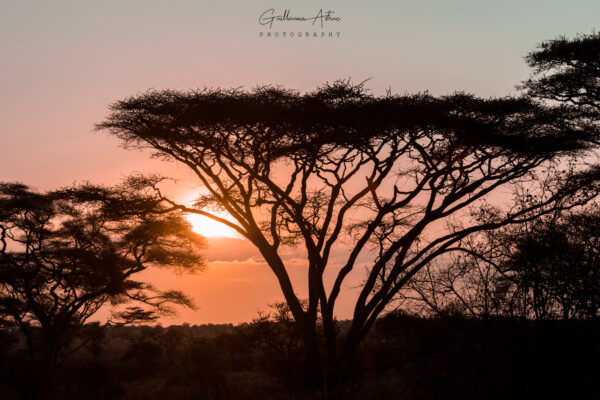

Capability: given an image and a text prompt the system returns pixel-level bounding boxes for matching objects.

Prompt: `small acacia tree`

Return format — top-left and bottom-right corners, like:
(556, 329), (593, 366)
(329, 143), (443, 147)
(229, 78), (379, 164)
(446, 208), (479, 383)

(400, 208), (600, 321)
(0, 180), (204, 396)
(401, 32), (600, 323)
(522, 32), (600, 113)
(99, 75), (600, 390)
(243, 301), (306, 387)
(501, 209), (600, 320)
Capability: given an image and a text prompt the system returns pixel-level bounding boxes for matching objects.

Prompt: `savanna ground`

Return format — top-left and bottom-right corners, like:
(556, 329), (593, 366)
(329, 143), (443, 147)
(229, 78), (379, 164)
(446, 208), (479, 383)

(0, 313), (597, 400)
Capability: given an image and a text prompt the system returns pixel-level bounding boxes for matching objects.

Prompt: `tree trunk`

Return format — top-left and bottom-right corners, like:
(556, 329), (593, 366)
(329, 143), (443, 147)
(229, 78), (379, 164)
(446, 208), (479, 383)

(34, 333), (61, 400)
(304, 343), (325, 391)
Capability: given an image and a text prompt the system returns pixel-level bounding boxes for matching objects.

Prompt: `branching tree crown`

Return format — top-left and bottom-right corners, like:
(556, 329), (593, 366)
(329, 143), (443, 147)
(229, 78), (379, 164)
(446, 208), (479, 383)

(400, 207), (600, 321)
(522, 32), (600, 112)
(98, 80), (600, 387)
(0, 180), (205, 379)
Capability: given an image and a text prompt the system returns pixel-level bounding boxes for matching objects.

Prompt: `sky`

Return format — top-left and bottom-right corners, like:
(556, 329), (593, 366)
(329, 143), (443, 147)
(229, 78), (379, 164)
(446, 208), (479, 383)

(1, 0), (599, 324)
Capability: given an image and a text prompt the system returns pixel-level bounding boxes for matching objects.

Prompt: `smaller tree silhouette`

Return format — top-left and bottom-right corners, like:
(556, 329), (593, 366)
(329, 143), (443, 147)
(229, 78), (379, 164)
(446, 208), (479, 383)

(522, 32), (600, 112)
(401, 208), (600, 320)
(243, 301), (307, 387)
(497, 209), (600, 320)
(0, 179), (204, 398)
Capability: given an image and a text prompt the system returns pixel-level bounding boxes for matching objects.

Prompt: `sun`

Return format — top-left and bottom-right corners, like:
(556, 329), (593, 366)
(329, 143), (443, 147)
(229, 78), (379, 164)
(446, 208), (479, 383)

(186, 212), (241, 239)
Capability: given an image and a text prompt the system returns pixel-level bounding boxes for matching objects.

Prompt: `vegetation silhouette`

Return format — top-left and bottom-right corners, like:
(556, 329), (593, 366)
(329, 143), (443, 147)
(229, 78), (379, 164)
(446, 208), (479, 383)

(0, 180), (204, 399)
(1, 31), (598, 400)
(98, 33), (600, 395)
(401, 207), (600, 320)
(1, 316), (597, 400)
(400, 32), (600, 322)
(522, 32), (600, 113)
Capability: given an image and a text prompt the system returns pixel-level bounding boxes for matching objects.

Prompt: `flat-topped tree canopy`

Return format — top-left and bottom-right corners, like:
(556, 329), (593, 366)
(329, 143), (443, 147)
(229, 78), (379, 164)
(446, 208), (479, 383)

(100, 82), (596, 159)
(523, 32), (600, 112)
(99, 80), (600, 389)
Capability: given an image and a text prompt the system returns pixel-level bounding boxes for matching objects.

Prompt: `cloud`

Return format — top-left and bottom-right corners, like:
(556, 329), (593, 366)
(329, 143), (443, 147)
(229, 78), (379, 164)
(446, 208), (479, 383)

(204, 237), (261, 262)
(203, 237), (374, 271)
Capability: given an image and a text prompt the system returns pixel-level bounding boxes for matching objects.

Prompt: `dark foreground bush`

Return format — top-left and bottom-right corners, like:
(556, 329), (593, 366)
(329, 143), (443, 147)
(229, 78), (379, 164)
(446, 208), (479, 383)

(0, 317), (598, 399)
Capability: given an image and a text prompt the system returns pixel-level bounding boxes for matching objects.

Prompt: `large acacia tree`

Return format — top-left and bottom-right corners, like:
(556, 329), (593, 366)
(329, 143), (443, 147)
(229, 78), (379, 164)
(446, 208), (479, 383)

(99, 79), (600, 391)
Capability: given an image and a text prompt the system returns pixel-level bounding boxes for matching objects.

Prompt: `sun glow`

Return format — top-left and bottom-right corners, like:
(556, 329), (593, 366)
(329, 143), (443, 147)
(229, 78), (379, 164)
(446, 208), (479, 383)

(186, 211), (242, 238)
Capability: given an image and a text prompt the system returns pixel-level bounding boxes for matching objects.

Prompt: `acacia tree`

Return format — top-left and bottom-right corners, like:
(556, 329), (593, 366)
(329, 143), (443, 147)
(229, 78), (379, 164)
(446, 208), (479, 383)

(0, 180), (204, 397)
(400, 208), (600, 321)
(522, 32), (600, 112)
(501, 209), (600, 320)
(401, 32), (600, 323)
(98, 80), (600, 391)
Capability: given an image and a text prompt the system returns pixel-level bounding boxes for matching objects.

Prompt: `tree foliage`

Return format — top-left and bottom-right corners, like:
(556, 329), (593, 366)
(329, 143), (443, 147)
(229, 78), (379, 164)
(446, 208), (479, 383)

(522, 32), (600, 112)
(503, 209), (600, 320)
(401, 207), (600, 320)
(0, 180), (204, 393)
(98, 43), (600, 389)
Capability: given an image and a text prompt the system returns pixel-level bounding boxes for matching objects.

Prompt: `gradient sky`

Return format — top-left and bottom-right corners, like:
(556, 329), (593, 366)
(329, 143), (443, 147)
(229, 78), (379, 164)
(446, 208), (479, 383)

(1, 0), (598, 324)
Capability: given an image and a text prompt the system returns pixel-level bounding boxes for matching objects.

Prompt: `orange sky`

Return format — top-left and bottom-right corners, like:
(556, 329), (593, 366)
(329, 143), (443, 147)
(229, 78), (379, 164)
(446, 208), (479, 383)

(1, 1), (598, 324)
(134, 237), (369, 324)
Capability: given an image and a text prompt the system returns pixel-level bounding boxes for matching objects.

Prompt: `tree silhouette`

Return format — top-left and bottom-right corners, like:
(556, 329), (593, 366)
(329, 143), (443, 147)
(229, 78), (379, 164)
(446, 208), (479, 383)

(0, 180), (204, 398)
(401, 32), (600, 322)
(492, 208), (600, 320)
(522, 32), (600, 112)
(397, 249), (506, 319)
(504, 210), (600, 320)
(243, 301), (306, 388)
(98, 78), (600, 392)
(401, 208), (600, 321)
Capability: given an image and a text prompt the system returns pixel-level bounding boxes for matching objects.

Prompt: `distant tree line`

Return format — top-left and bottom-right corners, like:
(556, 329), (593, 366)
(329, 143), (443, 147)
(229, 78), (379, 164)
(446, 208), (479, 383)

(0, 311), (597, 399)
